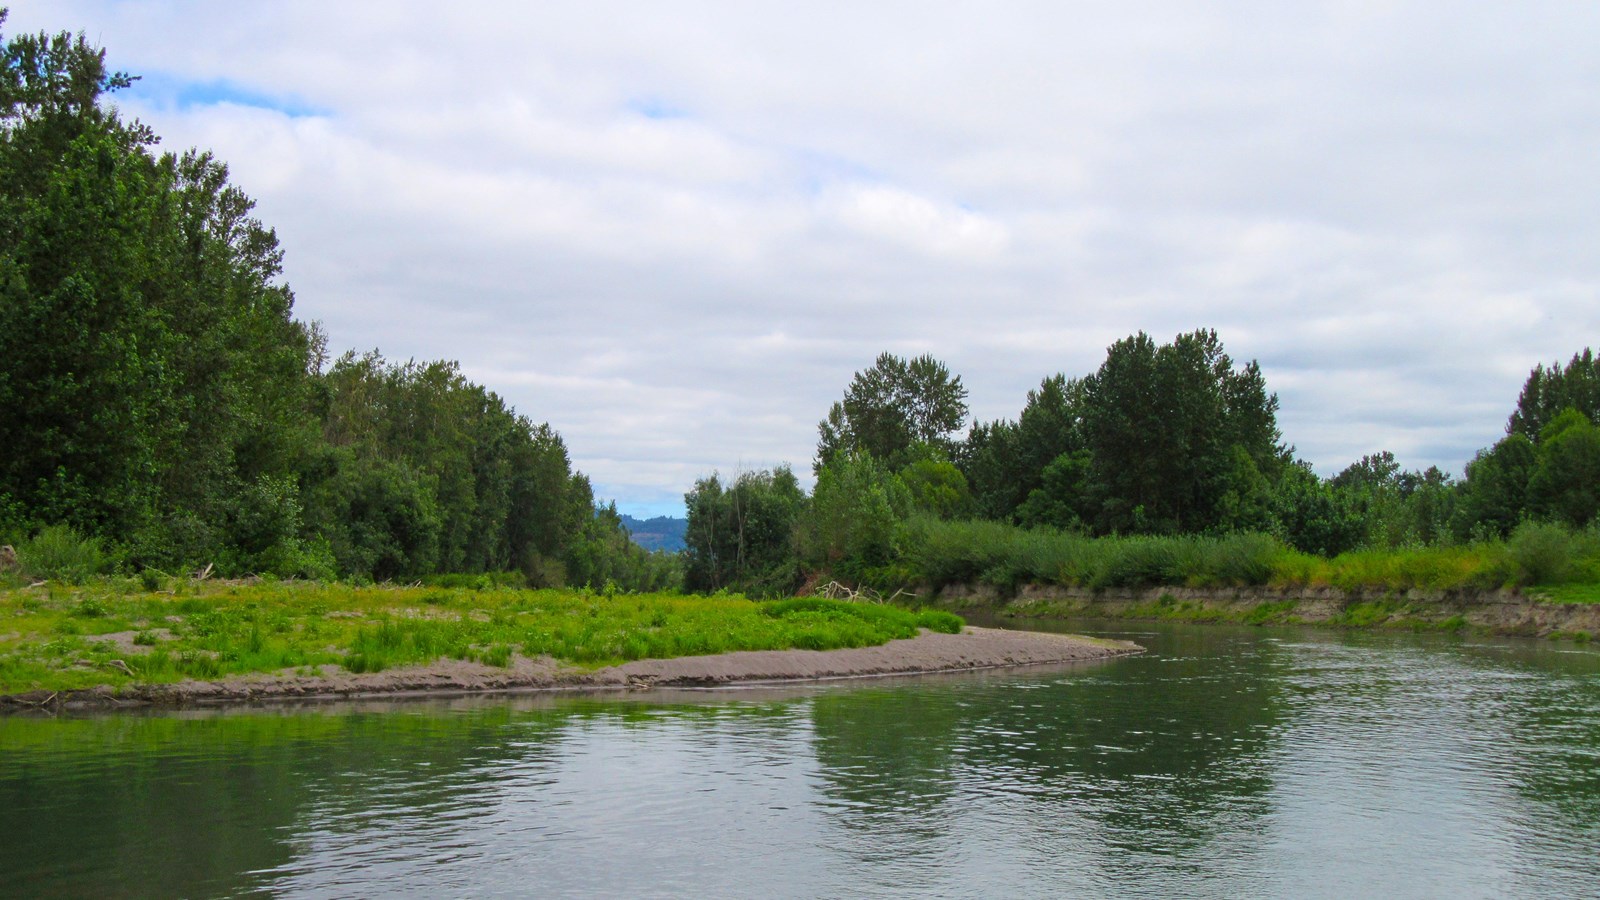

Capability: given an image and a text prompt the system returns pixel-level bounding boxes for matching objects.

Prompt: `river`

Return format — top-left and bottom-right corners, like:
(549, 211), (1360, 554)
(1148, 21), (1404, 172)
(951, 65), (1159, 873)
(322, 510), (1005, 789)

(3, 620), (1597, 898)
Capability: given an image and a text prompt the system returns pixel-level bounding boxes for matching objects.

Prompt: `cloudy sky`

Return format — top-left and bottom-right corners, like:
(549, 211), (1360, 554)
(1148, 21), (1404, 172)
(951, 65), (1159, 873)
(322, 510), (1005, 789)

(9, 2), (1599, 516)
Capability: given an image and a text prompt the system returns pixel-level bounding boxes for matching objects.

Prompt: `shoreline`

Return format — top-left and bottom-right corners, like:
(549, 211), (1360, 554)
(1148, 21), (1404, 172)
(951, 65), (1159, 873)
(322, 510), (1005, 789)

(928, 583), (1600, 639)
(0, 626), (1143, 713)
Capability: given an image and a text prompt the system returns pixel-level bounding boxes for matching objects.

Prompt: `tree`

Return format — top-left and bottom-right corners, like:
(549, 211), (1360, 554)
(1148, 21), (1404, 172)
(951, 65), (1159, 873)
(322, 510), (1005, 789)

(1526, 410), (1600, 528)
(1015, 450), (1092, 530)
(816, 353), (968, 472)
(0, 13), (609, 582)
(898, 456), (971, 519)
(961, 374), (1087, 523)
(1454, 434), (1537, 539)
(0, 15), (317, 563)
(682, 467), (805, 595)
(1508, 349), (1600, 440)
(1269, 461), (1365, 556)
(1079, 330), (1285, 534)
(800, 452), (911, 579)
(959, 419), (1026, 520)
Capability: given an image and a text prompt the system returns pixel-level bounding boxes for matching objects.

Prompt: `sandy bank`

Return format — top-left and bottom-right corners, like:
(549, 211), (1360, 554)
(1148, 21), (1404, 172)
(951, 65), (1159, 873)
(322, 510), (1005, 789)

(1, 626), (1142, 712)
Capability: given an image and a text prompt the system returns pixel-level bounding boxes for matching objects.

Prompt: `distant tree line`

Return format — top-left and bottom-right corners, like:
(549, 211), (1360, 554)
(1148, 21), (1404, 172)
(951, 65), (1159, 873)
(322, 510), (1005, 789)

(685, 337), (1600, 595)
(0, 15), (675, 588)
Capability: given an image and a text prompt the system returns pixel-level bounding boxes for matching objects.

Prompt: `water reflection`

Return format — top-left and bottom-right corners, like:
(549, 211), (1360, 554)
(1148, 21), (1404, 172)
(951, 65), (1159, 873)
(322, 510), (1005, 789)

(3, 624), (1598, 898)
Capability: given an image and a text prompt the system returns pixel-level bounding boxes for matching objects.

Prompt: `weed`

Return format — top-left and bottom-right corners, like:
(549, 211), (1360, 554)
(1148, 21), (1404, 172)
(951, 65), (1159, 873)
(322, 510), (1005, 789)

(16, 525), (107, 584)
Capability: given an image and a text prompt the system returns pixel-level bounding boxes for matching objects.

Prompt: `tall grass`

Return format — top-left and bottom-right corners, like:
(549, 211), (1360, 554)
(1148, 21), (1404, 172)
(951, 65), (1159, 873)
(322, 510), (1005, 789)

(896, 516), (1600, 594)
(900, 518), (1285, 590)
(15, 525), (108, 584)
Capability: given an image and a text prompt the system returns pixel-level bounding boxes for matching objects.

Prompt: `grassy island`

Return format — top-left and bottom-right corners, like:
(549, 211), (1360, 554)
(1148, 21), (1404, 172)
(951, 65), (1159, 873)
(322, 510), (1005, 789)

(0, 580), (962, 698)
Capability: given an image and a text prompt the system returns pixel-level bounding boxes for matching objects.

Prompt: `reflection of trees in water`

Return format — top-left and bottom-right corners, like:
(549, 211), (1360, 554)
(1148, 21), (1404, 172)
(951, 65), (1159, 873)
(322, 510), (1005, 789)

(808, 687), (967, 825)
(1290, 629), (1600, 859)
(803, 626), (1292, 876)
(0, 706), (538, 895)
(1478, 644), (1600, 862)
(0, 696), (811, 897)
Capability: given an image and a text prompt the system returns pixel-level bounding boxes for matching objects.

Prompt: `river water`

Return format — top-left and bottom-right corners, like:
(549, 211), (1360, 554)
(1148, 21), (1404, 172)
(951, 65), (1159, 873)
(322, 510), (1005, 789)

(3, 620), (1598, 898)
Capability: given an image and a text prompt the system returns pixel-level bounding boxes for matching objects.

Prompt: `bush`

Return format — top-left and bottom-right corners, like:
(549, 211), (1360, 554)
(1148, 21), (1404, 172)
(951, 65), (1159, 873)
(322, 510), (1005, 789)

(1508, 521), (1576, 585)
(17, 524), (109, 583)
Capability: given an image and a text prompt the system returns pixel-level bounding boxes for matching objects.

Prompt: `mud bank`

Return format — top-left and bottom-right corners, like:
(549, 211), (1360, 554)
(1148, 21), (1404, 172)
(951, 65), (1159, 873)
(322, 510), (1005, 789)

(0, 626), (1142, 712)
(928, 583), (1600, 639)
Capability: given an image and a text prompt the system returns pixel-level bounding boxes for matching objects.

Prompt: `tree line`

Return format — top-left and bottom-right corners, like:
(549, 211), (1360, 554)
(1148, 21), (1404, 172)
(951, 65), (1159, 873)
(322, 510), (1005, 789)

(685, 336), (1600, 595)
(0, 15), (676, 589)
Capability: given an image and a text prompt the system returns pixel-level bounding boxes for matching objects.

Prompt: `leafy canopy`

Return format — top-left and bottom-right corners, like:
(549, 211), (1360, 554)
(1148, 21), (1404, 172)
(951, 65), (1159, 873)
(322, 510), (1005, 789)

(816, 352), (969, 472)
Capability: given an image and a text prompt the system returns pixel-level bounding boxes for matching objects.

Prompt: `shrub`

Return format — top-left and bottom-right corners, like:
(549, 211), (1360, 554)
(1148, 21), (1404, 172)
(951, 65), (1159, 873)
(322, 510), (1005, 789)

(17, 524), (109, 584)
(1508, 521), (1575, 585)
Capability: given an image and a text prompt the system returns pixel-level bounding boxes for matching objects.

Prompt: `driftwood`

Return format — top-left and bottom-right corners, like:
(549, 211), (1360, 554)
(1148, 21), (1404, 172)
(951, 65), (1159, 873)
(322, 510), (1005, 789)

(814, 581), (919, 605)
(192, 562), (214, 581)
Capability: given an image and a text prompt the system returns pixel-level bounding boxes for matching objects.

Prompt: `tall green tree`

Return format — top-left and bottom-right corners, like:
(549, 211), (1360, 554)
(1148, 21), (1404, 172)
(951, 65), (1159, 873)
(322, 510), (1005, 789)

(1526, 410), (1600, 529)
(1454, 434), (1537, 539)
(1079, 330), (1284, 534)
(682, 467), (805, 595)
(816, 353), (968, 472)
(0, 15), (316, 564)
(1509, 349), (1600, 440)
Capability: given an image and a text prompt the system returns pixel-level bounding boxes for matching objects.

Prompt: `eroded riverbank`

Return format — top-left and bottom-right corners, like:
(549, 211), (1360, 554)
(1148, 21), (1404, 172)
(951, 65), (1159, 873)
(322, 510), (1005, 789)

(928, 583), (1600, 639)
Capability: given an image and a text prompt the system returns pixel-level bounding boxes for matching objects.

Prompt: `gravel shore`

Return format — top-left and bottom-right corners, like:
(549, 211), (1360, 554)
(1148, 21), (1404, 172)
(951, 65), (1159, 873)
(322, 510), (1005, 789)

(2, 626), (1142, 711)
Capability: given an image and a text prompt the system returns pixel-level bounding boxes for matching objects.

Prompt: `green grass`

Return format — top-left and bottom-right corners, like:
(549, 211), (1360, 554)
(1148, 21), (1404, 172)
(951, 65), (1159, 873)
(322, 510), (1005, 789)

(897, 517), (1600, 595)
(1527, 584), (1600, 605)
(0, 581), (965, 694)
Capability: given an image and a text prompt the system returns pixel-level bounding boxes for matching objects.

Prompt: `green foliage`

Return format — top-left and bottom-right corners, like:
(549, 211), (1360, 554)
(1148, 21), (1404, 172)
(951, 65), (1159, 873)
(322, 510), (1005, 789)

(801, 452), (912, 579)
(1269, 542), (1511, 592)
(1326, 453), (1459, 550)
(1080, 329), (1285, 535)
(1015, 450), (1092, 530)
(1526, 410), (1600, 528)
(1454, 434), (1537, 539)
(758, 597), (963, 644)
(1268, 461), (1366, 555)
(0, 19), (605, 586)
(961, 374), (1087, 523)
(1506, 521), (1582, 585)
(894, 517), (1286, 591)
(816, 353), (969, 471)
(898, 456), (972, 519)
(566, 503), (684, 593)
(683, 467), (805, 595)
(16, 524), (107, 583)
(1509, 348), (1600, 440)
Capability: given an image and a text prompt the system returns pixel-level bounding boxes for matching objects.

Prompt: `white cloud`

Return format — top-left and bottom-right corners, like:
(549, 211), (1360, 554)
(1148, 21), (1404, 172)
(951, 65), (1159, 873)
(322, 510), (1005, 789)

(820, 184), (1009, 261)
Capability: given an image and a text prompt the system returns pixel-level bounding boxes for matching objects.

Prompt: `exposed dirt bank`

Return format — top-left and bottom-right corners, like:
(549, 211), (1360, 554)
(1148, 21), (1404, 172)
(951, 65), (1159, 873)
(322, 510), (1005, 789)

(928, 584), (1600, 639)
(0, 626), (1141, 713)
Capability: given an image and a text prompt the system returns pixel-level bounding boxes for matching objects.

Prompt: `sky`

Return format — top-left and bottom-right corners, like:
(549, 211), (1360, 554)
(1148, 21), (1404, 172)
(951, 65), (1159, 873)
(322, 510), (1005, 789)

(8, 2), (1599, 518)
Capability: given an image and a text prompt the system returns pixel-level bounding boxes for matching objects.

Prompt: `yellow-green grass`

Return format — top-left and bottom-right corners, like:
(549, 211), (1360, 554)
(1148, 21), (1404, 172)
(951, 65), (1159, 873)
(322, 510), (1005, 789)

(1527, 584), (1600, 605)
(0, 581), (962, 695)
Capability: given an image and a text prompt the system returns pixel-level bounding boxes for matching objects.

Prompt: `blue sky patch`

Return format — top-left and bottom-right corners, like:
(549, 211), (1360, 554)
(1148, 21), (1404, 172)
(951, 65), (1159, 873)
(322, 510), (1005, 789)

(627, 96), (689, 120)
(131, 73), (326, 117)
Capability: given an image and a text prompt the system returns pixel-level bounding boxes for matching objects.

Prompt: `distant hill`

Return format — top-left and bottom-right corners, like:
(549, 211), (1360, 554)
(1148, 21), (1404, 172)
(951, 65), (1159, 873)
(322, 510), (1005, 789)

(619, 514), (687, 553)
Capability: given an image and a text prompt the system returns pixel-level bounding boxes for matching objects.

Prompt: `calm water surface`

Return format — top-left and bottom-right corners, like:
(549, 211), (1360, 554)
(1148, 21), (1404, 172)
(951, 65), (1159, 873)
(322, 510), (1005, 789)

(3, 621), (1598, 898)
